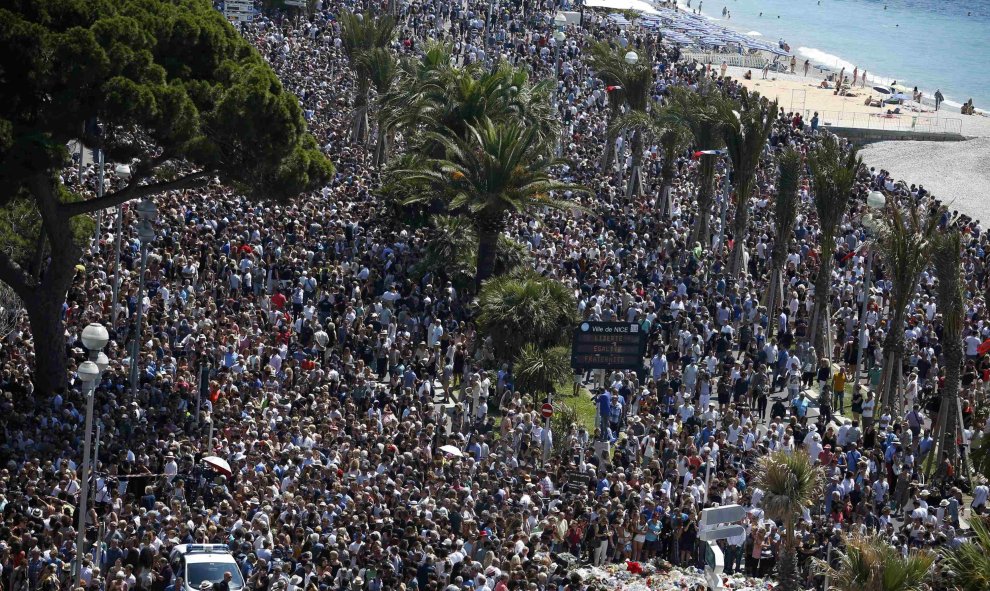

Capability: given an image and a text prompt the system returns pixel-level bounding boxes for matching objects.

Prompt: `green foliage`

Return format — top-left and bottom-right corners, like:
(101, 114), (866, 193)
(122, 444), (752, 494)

(398, 119), (581, 222)
(0, 0), (333, 392)
(941, 516), (990, 591)
(665, 83), (728, 154)
(664, 83), (730, 244)
(415, 215), (477, 290)
(874, 202), (940, 306)
(339, 10), (397, 64)
(514, 344), (571, 398)
(816, 534), (934, 591)
(755, 450), (821, 591)
(0, 0), (333, 205)
(720, 89), (778, 204)
(494, 234), (531, 276)
(772, 147), (801, 266)
(584, 41), (652, 112)
(807, 134), (862, 355)
(477, 270), (578, 364)
(808, 134), (861, 252)
(0, 188), (92, 272)
(413, 216), (532, 291)
(394, 60), (558, 152)
(395, 119), (585, 284)
(755, 450), (823, 526)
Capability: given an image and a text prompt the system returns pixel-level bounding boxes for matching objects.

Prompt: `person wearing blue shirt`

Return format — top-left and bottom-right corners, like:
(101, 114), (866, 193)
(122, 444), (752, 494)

(596, 475), (610, 496)
(845, 445), (862, 469)
(596, 389), (611, 435)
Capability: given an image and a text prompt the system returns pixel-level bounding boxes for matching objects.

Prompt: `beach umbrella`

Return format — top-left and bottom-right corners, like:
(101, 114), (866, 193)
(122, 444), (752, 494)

(891, 83), (911, 92)
(202, 455), (232, 476)
(438, 445), (464, 457)
(873, 86), (891, 94)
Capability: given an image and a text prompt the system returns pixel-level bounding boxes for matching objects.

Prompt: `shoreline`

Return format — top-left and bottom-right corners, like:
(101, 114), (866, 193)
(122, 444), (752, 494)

(667, 0), (987, 116)
(716, 66), (990, 223)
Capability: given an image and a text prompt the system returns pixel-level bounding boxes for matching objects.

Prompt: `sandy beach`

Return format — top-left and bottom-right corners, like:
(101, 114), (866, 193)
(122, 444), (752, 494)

(719, 66), (990, 221)
(724, 66), (990, 137)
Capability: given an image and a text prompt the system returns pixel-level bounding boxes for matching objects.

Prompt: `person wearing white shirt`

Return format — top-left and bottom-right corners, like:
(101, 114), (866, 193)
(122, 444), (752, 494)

(972, 483), (989, 514)
(965, 332), (982, 359)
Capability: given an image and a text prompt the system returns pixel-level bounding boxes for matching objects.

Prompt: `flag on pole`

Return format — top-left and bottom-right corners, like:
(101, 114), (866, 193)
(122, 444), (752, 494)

(692, 149), (727, 159)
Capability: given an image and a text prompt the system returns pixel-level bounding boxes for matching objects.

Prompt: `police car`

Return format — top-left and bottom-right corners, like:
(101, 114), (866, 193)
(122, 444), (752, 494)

(169, 544), (245, 591)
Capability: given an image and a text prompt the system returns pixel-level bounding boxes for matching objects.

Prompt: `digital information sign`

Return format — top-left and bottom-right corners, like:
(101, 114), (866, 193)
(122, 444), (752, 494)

(570, 321), (646, 371)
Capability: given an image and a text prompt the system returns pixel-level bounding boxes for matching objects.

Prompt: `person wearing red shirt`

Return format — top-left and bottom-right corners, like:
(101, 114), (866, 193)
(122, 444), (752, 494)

(271, 290), (287, 310)
(493, 573), (509, 591)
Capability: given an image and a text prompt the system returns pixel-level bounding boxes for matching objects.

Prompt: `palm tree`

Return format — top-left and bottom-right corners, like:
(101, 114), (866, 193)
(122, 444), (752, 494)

(477, 271), (579, 363)
(942, 516), (990, 591)
(927, 226), (965, 483)
(397, 61), (558, 156)
(414, 215), (532, 291)
(397, 119), (585, 287)
(359, 47), (400, 166)
(720, 89), (779, 275)
(515, 344), (572, 404)
(817, 534), (934, 591)
(339, 10), (397, 143)
(608, 104), (691, 215)
(585, 41), (652, 188)
(873, 201), (939, 414)
(754, 450), (822, 591)
(584, 42), (626, 173)
(765, 147), (802, 333)
(654, 113), (693, 218)
(666, 84), (728, 247)
(807, 134), (862, 359)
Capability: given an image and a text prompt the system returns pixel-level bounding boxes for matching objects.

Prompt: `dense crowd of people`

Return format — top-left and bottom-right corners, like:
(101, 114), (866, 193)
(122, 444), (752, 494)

(3, 1), (990, 591)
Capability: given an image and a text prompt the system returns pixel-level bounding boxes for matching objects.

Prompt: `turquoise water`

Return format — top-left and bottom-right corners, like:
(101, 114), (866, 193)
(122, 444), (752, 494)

(689, 0), (990, 109)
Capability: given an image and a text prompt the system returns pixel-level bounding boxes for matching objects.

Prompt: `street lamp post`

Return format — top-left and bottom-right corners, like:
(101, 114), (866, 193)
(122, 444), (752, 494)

(110, 164), (132, 326)
(554, 13), (567, 157)
(91, 149), (105, 254)
(129, 199), (157, 397)
(622, 50), (642, 198)
(75, 323), (109, 588)
(853, 190), (886, 390)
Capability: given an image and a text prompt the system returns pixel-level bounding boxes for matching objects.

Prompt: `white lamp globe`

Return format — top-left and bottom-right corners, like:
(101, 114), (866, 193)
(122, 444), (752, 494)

(81, 322), (109, 352)
(96, 352), (110, 374)
(78, 360), (101, 383)
(867, 190), (886, 210)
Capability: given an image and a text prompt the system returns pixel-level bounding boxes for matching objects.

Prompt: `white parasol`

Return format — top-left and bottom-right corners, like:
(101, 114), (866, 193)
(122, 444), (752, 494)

(438, 445), (464, 458)
(202, 455), (232, 476)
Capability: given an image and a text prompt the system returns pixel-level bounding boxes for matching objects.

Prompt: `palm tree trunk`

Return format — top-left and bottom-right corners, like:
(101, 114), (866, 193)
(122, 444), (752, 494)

(475, 218), (502, 290)
(933, 304), (963, 482)
(352, 80), (371, 144)
(777, 514), (800, 591)
(601, 106), (619, 172)
(658, 159), (675, 218)
(729, 174), (754, 275)
(879, 307), (907, 413)
(809, 241), (835, 360)
(691, 154), (717, 247)
(625, 130), (644, 200)
(373, 123), (389, 167)
(765, 266), (780, 338)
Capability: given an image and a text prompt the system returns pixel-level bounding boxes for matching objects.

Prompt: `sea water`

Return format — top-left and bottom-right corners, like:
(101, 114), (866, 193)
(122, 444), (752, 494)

(687, 0), (990, 109)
